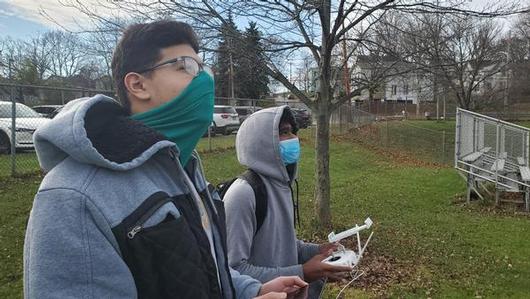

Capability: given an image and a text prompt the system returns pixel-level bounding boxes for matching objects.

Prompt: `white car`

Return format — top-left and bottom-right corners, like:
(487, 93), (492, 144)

(33, 105), (63, 118)
(0, 102), (50, 154)
(213, 105), (240, 135)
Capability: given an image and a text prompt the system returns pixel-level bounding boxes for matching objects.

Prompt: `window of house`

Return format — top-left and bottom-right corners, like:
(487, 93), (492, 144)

(404, 84), (409, 95)
(391, 85), (397, 95)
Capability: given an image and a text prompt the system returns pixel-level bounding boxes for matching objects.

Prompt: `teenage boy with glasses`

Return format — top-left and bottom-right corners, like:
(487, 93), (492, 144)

(23, 20), (306, 299)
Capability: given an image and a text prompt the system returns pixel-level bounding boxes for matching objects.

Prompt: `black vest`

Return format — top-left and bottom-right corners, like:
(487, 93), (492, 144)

(112, 152), (235, 299)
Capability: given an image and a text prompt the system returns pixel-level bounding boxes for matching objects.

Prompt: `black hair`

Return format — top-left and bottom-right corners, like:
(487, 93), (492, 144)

(280, 107), (299, 134)
(111, 20), (200, 114)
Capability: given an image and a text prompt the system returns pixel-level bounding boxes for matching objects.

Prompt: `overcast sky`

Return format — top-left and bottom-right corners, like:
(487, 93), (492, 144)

(0, 0), (523, 39)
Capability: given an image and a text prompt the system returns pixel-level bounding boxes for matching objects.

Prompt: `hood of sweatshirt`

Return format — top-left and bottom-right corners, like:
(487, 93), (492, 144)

(235, 105), (297, 183)
(33, 94), (175, 172)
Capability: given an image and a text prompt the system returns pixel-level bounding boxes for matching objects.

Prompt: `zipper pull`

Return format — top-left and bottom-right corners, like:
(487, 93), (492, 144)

(127, 225), (142, 239)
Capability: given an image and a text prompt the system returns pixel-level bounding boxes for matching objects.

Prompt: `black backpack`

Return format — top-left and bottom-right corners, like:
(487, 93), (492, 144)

(216, 169), (268, 235)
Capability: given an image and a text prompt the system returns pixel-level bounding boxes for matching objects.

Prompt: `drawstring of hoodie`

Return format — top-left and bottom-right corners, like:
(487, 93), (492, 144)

(289, 179), (301, 228)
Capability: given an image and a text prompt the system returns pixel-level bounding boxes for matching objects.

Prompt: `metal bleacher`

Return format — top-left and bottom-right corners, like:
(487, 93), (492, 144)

(455, 108), (530, 211)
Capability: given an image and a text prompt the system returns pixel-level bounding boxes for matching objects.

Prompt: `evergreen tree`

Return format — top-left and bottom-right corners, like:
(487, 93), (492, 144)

(237, 22), (270, 99)
(16, 58), (40, 85)
(215, 14), (241, 100)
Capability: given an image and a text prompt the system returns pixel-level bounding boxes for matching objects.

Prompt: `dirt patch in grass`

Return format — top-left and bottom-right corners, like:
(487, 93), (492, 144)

(369, 145), (444, 169)
(332, 129), (446, 169)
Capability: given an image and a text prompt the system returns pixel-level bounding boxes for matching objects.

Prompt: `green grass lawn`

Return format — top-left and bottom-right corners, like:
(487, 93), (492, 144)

(0, 152), (41, 178)
(354, 119), (530, 167)
(1, 128), (530, 298)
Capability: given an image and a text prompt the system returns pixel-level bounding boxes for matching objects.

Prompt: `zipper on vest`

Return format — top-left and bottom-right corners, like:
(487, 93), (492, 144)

(127, 196), (173, 239)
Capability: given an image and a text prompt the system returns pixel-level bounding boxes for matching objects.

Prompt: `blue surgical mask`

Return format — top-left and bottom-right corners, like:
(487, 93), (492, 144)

(279, 137), (300, 165)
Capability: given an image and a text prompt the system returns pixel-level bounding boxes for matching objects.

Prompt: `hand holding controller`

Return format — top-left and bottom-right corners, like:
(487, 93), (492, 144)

(321, 217), (374, 269)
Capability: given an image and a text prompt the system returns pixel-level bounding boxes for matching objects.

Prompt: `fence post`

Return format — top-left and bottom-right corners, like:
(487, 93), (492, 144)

(495, 123), (500, 206)
(442, 130), (446, 164)
(10, 86), (16, 176)
(208, 126), (212, 152)
(385, 119), (389, 148)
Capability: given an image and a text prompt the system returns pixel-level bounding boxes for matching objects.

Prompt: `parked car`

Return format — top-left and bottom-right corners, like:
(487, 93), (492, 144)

(33, 105), (63, 118)
(213, 105), (240, 135)
(291, 108), (311, 128)
(234, 106), (262, 123)
(0, 102), (50, 154)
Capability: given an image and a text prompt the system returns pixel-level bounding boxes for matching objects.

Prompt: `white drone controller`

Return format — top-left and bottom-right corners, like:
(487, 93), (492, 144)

(322, 217), (374, 268)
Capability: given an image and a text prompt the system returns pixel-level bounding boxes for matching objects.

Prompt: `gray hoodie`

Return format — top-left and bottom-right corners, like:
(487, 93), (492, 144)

(224, 105), (320, 283)
(23, 95), (261, 299)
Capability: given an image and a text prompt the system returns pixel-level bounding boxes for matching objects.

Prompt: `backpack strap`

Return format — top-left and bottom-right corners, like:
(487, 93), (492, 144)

(216, 178), (238, 200)
(239, 169), (268, 235)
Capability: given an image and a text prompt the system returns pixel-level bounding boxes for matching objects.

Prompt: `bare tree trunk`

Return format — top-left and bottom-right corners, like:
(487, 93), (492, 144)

(434, 78), (439, 119)
(368, 91), (373, 113)
(315, 97), (332, 229)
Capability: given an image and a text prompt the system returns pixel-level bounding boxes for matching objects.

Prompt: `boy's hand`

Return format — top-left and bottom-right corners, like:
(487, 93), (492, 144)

(302, 253), (352, 282)
(257, 276), (308, 297)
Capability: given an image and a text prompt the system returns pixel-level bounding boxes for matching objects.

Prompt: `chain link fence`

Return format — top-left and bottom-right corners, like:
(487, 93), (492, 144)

(0, 83), (306, 177)
(9, 83), (505, 176)
(330, 105), (456, 166)
(330, 103), (530, 168)
(0, 83), (115, 177)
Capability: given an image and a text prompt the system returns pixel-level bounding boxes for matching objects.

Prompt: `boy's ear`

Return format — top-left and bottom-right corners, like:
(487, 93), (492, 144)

(124, 72), (151, 102)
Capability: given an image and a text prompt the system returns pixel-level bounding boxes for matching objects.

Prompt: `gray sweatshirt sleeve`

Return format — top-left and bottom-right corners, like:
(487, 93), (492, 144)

(229, 267), (262, 299)
(224, 180), (304, 283)
(24, 188), (135, 298)
(296, 239), (321, 264)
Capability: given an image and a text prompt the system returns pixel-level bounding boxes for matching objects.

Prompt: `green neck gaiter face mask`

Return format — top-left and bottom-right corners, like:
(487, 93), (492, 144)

(131, 71), (214, 166)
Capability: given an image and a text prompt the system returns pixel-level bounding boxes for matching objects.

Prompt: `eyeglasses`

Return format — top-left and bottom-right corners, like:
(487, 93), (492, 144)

(138, 56), (213, 78)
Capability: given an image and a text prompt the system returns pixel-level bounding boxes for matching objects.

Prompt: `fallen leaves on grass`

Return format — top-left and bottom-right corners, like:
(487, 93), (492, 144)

(335, 252), (416, 297)
(331, 127), (447, 169)
(452, 193), (530, 217)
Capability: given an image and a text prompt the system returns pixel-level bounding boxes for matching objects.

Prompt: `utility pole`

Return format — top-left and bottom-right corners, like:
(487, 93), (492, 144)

(229, 52), (235, 105)
(229, 47), (235, 106)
